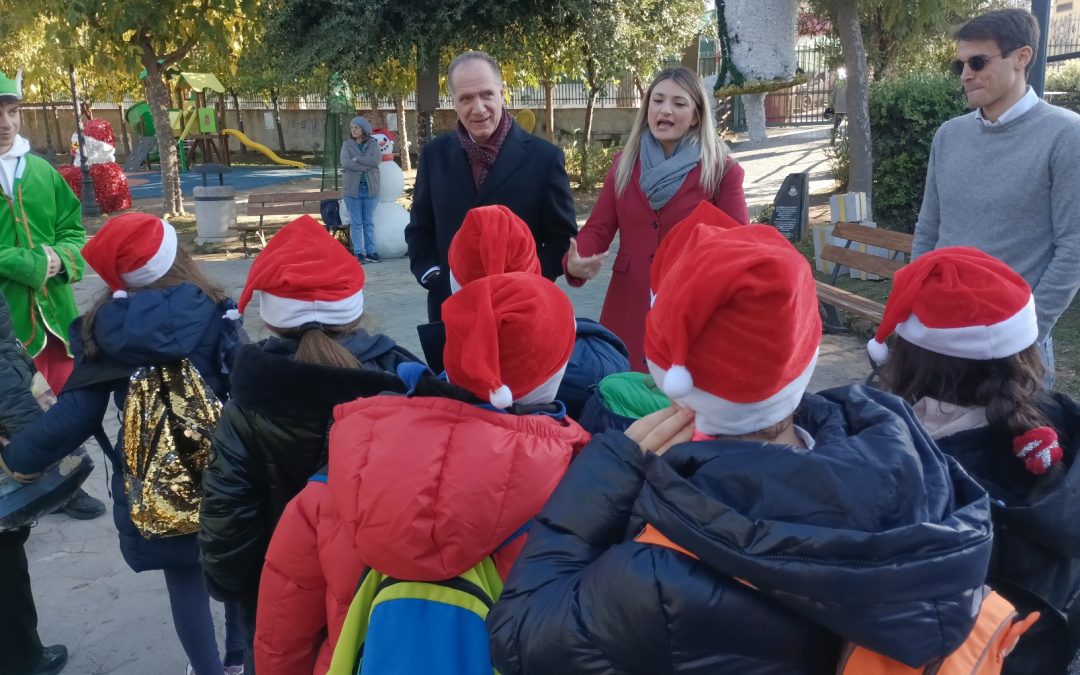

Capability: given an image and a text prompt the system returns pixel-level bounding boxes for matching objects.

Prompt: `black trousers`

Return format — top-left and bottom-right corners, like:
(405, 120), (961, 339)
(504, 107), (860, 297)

(0, 527), (44, 673)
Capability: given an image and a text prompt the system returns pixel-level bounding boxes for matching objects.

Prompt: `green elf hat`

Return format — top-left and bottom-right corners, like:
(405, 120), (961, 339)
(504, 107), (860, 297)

(0, 70), (23, 100)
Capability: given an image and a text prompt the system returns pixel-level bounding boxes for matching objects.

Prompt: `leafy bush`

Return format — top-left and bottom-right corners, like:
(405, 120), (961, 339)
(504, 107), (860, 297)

(869, 73), (966, 232)
(564, 135), (620, 191)
(1047, 61), (1080, 95)
(823, 122), (850, 192)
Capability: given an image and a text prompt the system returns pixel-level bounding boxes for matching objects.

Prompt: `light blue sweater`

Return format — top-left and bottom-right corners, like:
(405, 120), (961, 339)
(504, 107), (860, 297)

(913, 100), (1080, 339)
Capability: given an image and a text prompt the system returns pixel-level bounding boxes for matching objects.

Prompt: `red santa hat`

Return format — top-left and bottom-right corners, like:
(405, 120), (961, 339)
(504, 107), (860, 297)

(649, 200), (743, 305)
(238, 215), (365, 328)
(867, 247), (1037, 365)
(448, 205), (541, 293)
(443, 272), (575, 409)
(82, 213), (178, 299)
(645, 225), (821, 436)
(83, 119), (116, 147)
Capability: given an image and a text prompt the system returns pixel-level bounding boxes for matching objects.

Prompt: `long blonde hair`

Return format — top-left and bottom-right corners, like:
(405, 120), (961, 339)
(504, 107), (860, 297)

(614, 67), (727, 197)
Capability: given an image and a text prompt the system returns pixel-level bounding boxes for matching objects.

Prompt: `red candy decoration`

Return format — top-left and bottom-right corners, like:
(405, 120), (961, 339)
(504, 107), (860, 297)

(1012, 426), (1063, 475)
(57, 163), (132, 214)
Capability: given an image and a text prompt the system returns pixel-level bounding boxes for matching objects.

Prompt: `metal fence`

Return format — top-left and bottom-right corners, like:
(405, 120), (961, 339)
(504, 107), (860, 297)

(730, 46), (834, 130)
(1049, 15), (1080, 60)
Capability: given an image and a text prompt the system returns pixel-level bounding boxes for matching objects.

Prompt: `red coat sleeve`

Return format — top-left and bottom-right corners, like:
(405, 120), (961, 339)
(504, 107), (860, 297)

(563, 157), (623, 287)
(714, 160), (750, 225)
(255, 484), (328, 675)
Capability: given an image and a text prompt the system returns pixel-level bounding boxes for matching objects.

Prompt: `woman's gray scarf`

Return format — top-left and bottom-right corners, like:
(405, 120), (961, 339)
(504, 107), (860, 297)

(638, 130), (701, 210)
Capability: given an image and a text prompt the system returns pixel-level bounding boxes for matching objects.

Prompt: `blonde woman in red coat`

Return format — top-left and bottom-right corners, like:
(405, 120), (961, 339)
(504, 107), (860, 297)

(565, 66), (749, 371)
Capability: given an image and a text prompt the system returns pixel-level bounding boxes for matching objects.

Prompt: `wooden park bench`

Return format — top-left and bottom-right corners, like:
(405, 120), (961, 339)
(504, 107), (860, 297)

(816, 221), (914, 332)
(236, 190), (348, 256)
(816, 222), (914, 382)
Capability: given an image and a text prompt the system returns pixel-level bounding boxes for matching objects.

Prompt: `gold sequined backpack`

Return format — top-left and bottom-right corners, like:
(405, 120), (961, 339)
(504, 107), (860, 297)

(122, 359), (222, 538)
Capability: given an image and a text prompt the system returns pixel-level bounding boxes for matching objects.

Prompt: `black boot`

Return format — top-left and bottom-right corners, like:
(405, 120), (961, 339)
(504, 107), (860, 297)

(23, 644), (67, 675)
(52, 487), (105, 520)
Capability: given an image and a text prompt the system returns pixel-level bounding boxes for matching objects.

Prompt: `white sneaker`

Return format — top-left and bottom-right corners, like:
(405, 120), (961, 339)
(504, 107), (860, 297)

(224, 667), (245, 675)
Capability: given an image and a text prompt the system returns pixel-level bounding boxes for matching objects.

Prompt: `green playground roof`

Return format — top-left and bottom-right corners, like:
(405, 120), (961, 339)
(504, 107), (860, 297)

(178, 72), (225, 93)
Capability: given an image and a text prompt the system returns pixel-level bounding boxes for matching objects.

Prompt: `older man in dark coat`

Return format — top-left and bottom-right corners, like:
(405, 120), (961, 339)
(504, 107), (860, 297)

(405, 51), (578, 321)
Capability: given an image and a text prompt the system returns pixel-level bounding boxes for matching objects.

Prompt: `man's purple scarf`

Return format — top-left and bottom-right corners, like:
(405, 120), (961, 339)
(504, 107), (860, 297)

(457, 109), (513, 187)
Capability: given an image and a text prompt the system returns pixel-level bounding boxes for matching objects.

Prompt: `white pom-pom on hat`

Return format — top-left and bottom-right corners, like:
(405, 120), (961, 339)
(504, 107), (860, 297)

(662, 365), (694, 399)
(489, 385), (513, 409)
(867, 338), (889, 365)
(223, 308), (242, 321)
(112, 290), (128, 299)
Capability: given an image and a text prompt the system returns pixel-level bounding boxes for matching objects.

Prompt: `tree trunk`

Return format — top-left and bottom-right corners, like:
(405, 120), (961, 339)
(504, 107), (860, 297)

(42, 96), (55, 158)
(230, 91), (247, 155)
(583, 56), (599, 146)
(584, 90), (597, 147)
(543, 79), (555, 142)
(141, 48), (185, 215)
(742, 93), (767, 142)
(271, 89), (287, 156)
(393, 92), (411, 171)
(836, 0), (873, 216)
(52, 106), (63, 157)
(118, 102), (131, 157)
(416, 47), (441, 147)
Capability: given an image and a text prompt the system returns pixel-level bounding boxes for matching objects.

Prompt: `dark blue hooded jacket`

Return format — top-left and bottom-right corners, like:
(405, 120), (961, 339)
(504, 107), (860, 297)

(1, 283), (244, 572)
(489, 386), (994, 674)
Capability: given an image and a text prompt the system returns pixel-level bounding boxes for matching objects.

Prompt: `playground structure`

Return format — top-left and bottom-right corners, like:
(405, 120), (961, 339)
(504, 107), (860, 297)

(124, 70), (305, 171)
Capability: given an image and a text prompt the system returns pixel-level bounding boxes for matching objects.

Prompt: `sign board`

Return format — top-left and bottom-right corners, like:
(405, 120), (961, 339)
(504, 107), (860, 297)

(771, 172), (809, 242)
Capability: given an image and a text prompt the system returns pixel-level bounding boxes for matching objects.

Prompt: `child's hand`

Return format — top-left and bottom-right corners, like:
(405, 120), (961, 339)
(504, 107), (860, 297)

(625, 406), (695, 456)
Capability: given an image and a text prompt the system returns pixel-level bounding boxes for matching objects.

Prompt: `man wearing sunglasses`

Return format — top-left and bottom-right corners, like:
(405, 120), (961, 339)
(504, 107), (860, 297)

(912, 8), (1080, 387)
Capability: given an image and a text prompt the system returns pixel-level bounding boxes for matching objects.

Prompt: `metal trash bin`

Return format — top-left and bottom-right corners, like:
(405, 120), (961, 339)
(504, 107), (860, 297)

(192, 164), (237, 245)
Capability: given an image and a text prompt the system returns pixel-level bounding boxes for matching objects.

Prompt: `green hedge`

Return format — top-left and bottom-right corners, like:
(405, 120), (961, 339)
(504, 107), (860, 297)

(869, 74), (967, 232)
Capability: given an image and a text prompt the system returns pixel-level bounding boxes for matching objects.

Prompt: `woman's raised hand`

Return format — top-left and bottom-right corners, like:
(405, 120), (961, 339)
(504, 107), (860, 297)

(566, 238), (609, 281)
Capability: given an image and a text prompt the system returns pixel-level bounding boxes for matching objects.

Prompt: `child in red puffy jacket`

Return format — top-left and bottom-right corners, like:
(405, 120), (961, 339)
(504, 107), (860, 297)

(254, 272), (590, 675)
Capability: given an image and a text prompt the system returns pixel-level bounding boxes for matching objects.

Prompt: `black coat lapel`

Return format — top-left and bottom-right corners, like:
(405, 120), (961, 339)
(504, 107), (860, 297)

(477, 121), (531, 203)
(448, 135), (478, 199)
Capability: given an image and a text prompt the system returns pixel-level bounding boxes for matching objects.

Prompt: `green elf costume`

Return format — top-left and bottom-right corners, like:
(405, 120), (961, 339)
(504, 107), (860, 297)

(0, 69), (85, 392)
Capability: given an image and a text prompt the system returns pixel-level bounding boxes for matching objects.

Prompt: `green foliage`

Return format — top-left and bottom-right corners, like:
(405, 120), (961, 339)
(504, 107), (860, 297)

(1047, 62), (1080, 95)
(564, 138), (619, 191)
(823, 122), (850, 192)
(868, 73), (966, 232)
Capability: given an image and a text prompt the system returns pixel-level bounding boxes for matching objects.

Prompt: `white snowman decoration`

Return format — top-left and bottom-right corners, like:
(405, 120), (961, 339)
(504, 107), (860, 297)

(369, 129), (409, 258)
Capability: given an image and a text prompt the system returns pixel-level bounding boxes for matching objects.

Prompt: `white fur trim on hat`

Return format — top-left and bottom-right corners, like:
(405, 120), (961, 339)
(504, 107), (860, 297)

(119, 221), (177, 287)
(867, 338), (889, 365)
(257, 289), (364, 328)
(895, 295), (1038, 361)
(647, 351), (819, 437)
(515, 362), (569, 406)
(490, 385), (513, 409)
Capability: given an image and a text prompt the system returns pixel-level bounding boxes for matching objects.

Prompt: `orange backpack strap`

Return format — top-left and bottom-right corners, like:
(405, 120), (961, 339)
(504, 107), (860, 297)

(634, 524), (699, 560)
(836, 588), (1041, 675)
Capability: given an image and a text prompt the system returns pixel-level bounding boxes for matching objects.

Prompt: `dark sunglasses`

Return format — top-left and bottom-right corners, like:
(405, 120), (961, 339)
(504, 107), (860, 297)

(951, 53), (1003, 77)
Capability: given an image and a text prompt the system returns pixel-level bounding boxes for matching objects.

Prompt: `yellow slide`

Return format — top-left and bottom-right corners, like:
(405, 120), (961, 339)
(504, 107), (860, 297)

(222, 128), (305, 168)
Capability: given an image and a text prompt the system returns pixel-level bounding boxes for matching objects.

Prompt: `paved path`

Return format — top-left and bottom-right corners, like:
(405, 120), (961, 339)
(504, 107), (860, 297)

(26, 125), (876, 675)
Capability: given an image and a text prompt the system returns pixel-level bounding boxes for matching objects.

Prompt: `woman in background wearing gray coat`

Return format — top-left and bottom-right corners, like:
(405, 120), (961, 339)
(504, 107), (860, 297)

(340, 116), (382, 263)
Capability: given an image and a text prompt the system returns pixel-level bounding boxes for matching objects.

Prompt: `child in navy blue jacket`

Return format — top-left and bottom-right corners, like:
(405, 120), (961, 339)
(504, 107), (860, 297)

(490, 226), (994, 674)
(0, 213), (245, 675)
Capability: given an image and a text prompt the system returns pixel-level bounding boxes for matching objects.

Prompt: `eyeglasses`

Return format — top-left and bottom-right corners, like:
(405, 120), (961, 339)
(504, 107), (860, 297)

(951, 53), (1003, 77)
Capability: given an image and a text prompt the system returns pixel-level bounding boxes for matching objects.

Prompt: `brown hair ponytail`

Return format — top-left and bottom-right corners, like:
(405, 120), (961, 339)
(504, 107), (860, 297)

(267, 317), (365, 369)
(882, 337), (1049, 437)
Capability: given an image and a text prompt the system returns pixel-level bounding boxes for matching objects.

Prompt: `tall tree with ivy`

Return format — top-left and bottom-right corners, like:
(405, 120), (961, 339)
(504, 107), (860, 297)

(21, 0), (260, 216)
